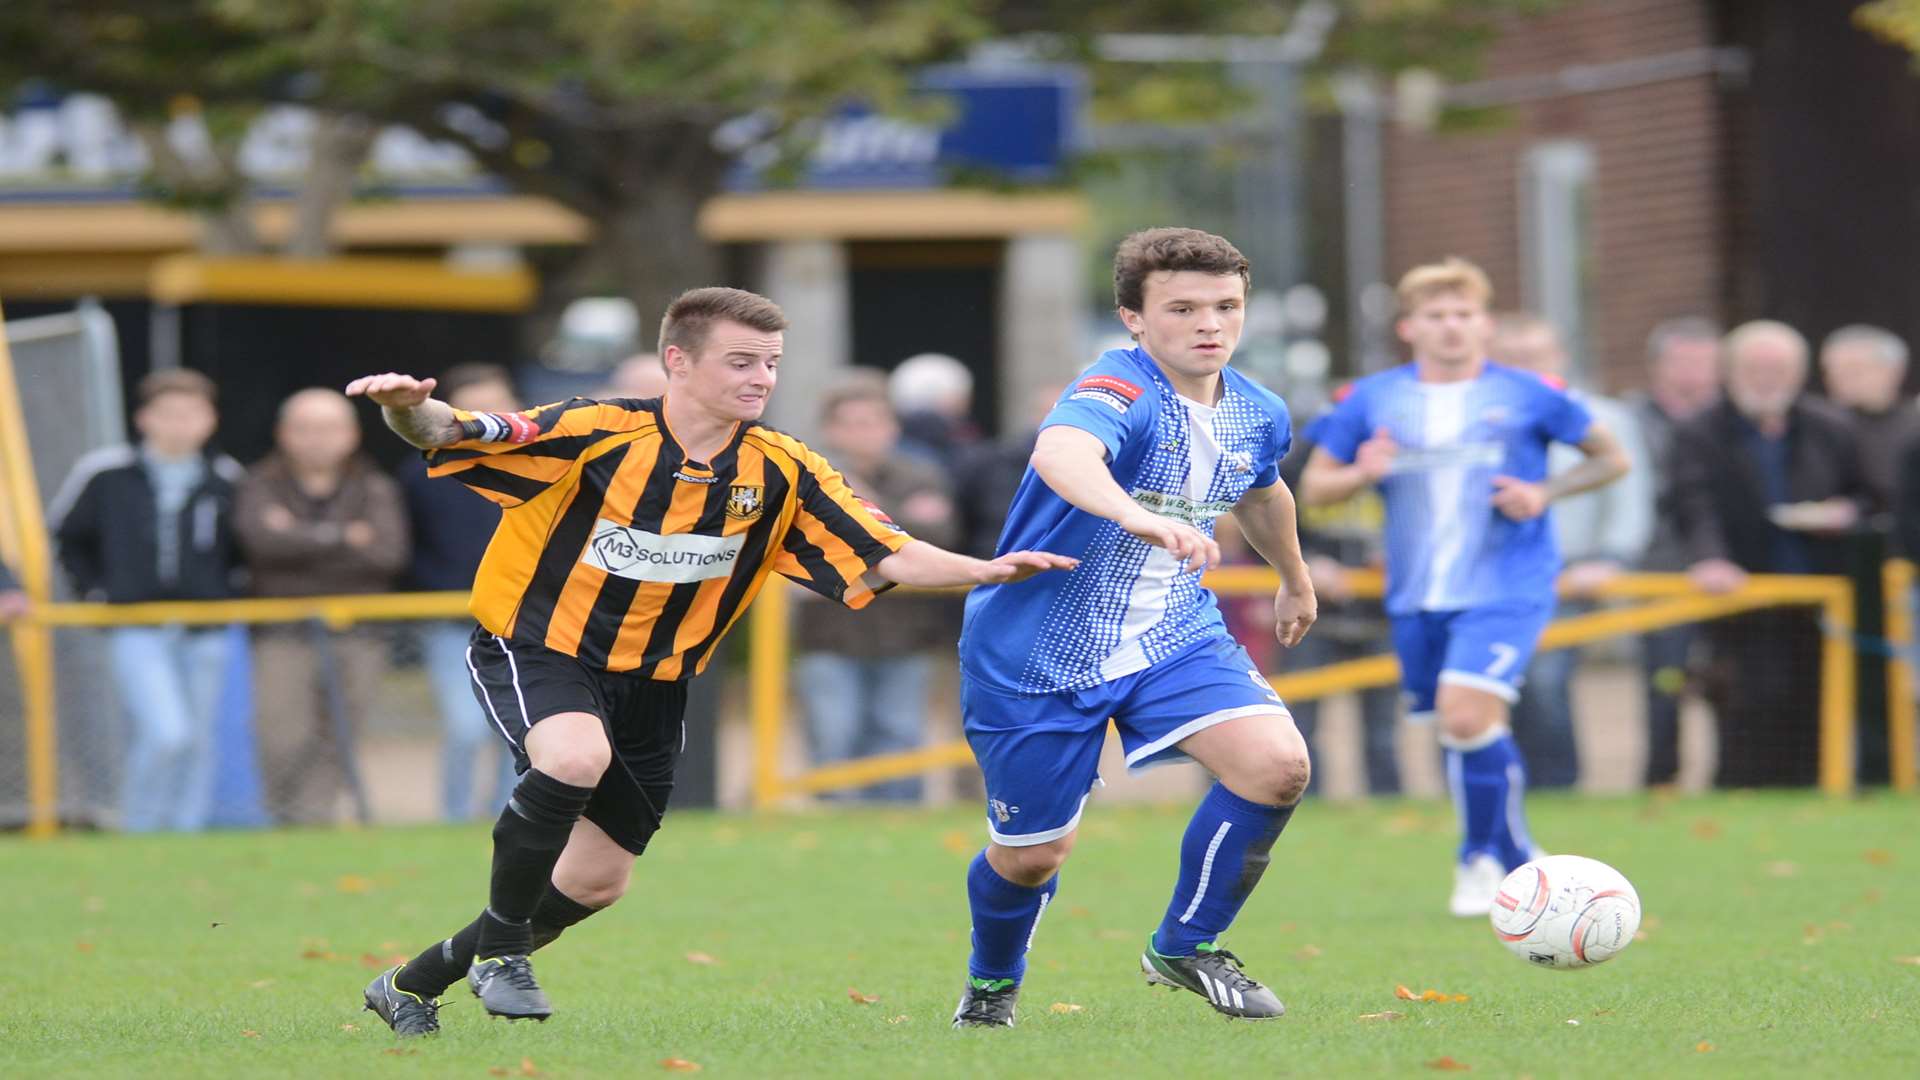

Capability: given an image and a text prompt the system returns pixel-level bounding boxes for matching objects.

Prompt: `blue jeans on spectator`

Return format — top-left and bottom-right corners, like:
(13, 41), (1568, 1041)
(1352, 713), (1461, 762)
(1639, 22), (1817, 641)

(795, 652), (931, 802)
(1513, 605), (1584, 789)
(422, 621), (518, 819)
(110, 624), (231, 832)
(1282, 628), (1402, 796)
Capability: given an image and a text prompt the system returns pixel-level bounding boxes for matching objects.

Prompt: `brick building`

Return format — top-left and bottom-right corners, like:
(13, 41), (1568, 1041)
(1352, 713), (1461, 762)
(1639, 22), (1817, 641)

(1378, 0), (1920, 392)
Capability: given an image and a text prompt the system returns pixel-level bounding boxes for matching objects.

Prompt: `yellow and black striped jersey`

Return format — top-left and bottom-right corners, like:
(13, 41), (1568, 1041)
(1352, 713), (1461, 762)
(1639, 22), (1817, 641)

(425, 396), (912, 677)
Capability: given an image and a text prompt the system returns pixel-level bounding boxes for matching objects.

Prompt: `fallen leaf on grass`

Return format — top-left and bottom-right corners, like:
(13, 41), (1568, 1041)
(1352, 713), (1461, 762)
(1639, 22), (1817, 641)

(340, 1023), (358, 1032)
(660, 1058), (702, 1072)
(1395, 984), (1418, 1000)
(1358, 1011), (1404, 1022)
(519, 1058), (542, 1076)
(1690, 818), (1724, 840)
(886, 1015), (910, 1024)
(1863, 849), (1894, 866)
(335, 874), (374, 894)
(684, 951), (718, 966)
(1695, 1042), (1715, 1053)
(1894, 956), (1920, 966)
(382, 1048), (416, 1057)
(300, 949), (338, 961)
(939, 830), (974, 855)
(1802, 924), (1825, 945)
(241, 1030), (260, 1038)
(249, 979), (275, 989)
(1765, 861), (1799, 878)
(84, 896), (105, 913)
(848, 987), (880, 1004)
(1425, 1056), (1471, 1071)
(489, 1069), (507, 1077)
(76, 941), (94, 953)
(1398, 986), (1470, 1003)
(210, 922), (223, 929)
(1294, 944), (1324, 960)
(1861, 888), (1886, 905)
(1067, 905), (1091, 918)
(1049, 1003), (1084, 1014)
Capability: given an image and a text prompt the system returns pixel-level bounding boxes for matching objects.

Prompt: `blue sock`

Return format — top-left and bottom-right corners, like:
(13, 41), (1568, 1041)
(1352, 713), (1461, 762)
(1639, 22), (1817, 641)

(965, 851), (1057, 984)
(1153, 783), (1297, 957)
(1443, 727), (1535, 869)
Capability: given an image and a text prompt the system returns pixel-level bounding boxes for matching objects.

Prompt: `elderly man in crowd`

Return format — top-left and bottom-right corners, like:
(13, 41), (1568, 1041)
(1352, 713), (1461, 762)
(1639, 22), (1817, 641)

(1490, 313), (1654, 789)
(235, 388), (409, 824)
(1819, 325), (1917, 517)
(1670, 321), (1867, 787)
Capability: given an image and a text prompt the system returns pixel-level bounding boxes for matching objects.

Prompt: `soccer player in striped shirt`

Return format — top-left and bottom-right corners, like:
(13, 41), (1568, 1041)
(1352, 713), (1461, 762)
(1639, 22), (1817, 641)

(1298, 259), (1629, 917)
(347, 287), (1075, 1035)
(950, 229), (1319, 1026)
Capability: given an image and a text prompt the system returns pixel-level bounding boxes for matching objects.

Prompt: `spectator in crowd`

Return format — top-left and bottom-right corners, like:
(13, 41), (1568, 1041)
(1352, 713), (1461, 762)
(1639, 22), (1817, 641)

(1670, 321), (1867, 787)
(1626, 317), (1723, 785)
(954, 382), (1068, 559)
(0, 560), (26, 620)
(793, 372), (960, 800)
(889, 352), (981, 476)
(599, 352), (669, 400)
(50, 369), (242, 831)
(1818, 325), (1917, 517)
(1266, 436), (1401, 796)
(397, 364), (520, 820)
(235, 388), (409, 825)
(1491, 313), (1655, 789)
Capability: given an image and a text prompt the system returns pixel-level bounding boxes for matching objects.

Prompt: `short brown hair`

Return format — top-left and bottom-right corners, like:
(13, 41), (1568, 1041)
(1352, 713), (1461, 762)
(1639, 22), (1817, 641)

(135, 368), (217, 408)
(1112, 228), (1250, 313)
(657, 287), (789, 357)
(818, 368), (892, 424)
(1396, 257), (1494, 314)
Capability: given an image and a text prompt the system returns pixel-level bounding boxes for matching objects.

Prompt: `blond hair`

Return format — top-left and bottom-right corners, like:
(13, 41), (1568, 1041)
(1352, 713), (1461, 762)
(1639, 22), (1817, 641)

(1396, 257), (1493, 314)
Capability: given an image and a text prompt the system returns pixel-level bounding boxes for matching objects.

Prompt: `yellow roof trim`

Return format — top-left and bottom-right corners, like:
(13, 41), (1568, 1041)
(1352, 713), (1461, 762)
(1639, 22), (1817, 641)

(698, 190), (1087, 242)
(149, 255), (536, 312)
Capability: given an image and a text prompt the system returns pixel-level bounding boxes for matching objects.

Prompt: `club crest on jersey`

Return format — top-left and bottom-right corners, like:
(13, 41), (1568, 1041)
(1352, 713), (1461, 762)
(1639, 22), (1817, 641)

(725, 484), (765, 522)
(1070, 374), (1144, 415)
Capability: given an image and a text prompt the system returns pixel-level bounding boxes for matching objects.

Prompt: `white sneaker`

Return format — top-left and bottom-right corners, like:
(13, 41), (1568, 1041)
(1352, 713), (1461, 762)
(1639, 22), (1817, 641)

(1448, 853), (1506, 918)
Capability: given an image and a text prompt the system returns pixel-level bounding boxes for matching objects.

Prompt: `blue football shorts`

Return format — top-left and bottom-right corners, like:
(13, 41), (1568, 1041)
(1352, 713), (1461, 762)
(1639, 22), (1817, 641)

(1389, 599), (1555, 719)
(961, 635), (1292, 847)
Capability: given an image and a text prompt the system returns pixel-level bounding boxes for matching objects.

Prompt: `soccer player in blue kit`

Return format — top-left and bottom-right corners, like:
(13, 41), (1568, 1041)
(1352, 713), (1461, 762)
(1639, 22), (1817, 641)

(950, 228), (1319, 1027)
(1298, 258), (1629, 917)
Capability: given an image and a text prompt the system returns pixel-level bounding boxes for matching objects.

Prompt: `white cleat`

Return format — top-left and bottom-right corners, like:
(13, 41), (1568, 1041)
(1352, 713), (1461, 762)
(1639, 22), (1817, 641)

(1448, 853), (1506, 918)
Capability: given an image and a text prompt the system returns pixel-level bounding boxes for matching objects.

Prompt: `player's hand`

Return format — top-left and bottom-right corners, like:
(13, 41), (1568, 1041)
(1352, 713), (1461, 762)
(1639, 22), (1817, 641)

(1491, 475), (1549, 521)
(978, 550), (1079, 584)
(0, 588), (29, 622)
(345, 372), (438, 409)
(1272, 579), (1317, 648)
(1688, 557), (1748, 594)
(260, 504), (297, 532)
(343, 521), (378, 548)
(1354, 427), (1398, 482)
(1117, 507), (1221, 573)
(1562, 559), (1622, 598)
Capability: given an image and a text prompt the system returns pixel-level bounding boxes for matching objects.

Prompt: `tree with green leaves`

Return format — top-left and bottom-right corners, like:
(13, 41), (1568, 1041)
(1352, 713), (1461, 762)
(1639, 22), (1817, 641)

(1857, 0), (1920, 58)
(1, 0), (1565, 315)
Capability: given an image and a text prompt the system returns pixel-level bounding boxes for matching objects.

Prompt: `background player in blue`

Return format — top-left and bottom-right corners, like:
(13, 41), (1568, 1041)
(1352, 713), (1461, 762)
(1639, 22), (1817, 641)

(1298, 258), (1629, 917)
(950, 228), (1318, 1027)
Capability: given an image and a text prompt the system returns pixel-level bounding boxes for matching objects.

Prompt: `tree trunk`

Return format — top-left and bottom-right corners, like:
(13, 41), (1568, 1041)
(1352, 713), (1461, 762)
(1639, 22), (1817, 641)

(285, 112), (377, 259)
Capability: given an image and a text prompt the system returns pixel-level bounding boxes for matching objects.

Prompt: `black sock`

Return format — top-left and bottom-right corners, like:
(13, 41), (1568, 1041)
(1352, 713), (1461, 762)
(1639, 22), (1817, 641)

(476, 770), (594, 958)
(394, 884), (604, 998)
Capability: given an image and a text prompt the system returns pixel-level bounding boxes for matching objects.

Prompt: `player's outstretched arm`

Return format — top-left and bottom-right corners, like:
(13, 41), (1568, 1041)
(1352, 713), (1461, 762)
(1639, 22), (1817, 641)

(1231, 480), (1318, 648)
(1030, 426), (1220, 572)
(344, 372), (462, 449)
(874, 540), (1078, 588)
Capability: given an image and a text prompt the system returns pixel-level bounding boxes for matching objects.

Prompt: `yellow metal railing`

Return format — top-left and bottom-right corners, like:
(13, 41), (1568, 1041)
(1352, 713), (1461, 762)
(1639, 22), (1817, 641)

(750, 565), (1919, 805)
(1885, 558), (1916, 793)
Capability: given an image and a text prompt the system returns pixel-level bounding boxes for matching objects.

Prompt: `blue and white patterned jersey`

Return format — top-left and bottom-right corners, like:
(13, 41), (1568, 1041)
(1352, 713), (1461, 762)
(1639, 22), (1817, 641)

(1305, 361), (1593, 616)
(958, 346), (1293, 695)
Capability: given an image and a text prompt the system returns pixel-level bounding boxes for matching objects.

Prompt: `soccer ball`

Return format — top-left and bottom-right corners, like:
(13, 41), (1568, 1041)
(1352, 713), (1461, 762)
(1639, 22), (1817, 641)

(1488, 855), (1641, 969)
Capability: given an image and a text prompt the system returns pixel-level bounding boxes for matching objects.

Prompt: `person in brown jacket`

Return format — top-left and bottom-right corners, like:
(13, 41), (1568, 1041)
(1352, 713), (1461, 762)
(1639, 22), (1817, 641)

(793, 372), (961, 801)
(235, 388), (410, 824)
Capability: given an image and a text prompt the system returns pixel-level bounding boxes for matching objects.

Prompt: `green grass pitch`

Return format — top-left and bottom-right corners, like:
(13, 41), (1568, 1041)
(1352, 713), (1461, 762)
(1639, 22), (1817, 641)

(5, 792), (1915, 1077)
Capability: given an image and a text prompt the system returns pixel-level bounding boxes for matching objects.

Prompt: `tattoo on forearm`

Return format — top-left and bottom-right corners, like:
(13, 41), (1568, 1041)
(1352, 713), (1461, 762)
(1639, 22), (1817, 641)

(383, 403), (459, 449)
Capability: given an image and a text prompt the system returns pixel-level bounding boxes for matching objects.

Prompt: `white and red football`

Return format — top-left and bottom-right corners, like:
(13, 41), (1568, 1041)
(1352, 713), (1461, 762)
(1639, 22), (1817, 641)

(1489, 855), (1641, 970)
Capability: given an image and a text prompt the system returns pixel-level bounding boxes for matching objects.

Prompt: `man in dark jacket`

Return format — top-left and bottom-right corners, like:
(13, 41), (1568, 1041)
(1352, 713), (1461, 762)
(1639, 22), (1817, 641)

(51, 368), (242, 831)
(235, 388), (409, 825)
(396, 364), (520, 819)
(1670, 320), (1868, 787)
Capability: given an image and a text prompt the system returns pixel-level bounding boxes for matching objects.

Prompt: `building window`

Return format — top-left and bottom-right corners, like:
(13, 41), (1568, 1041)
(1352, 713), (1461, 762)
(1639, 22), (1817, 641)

(1519, 140), (1595, 380)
